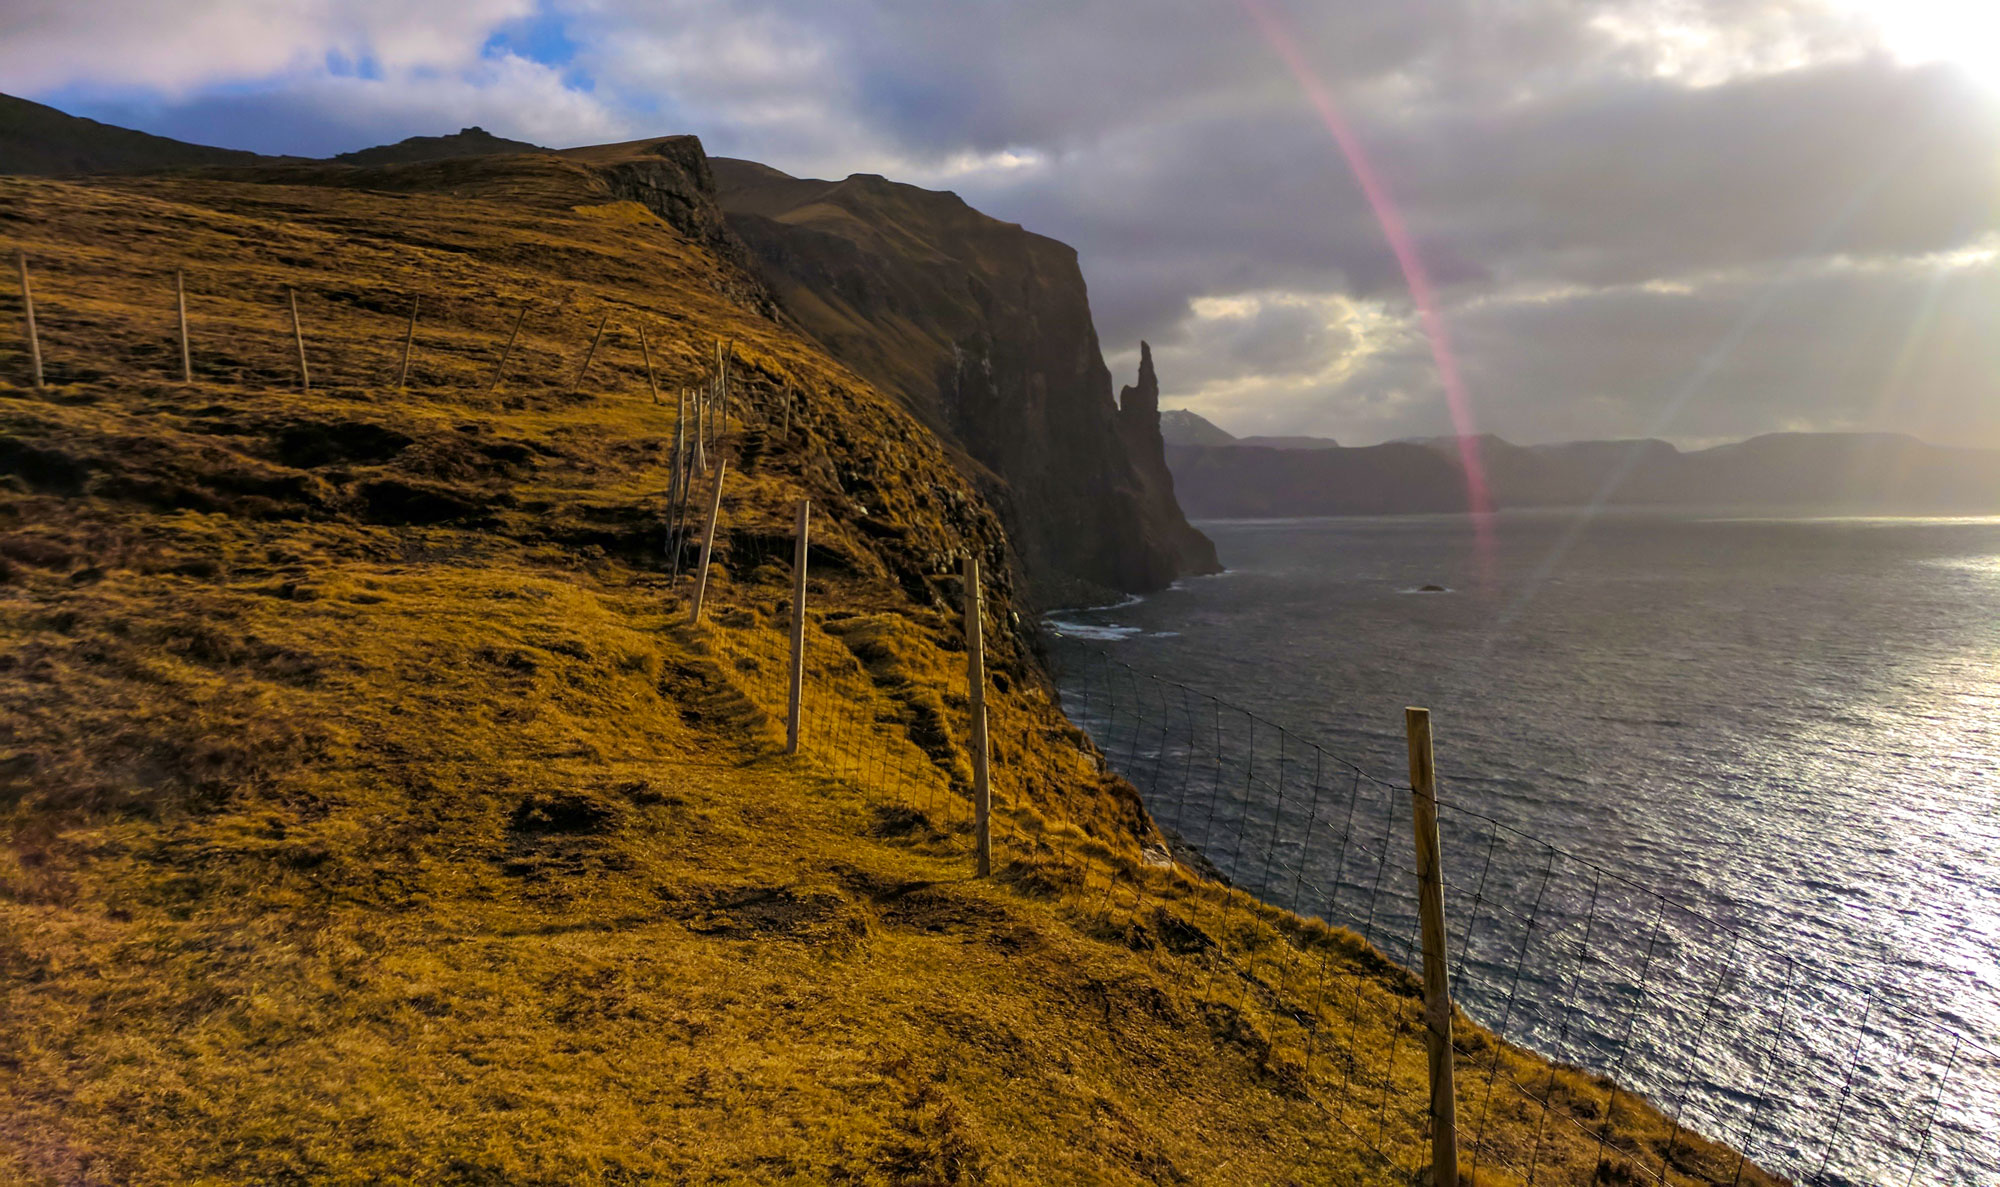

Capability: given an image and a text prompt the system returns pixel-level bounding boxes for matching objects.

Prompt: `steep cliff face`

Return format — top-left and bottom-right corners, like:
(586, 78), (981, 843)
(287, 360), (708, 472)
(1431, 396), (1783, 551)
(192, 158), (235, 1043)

(710, 159), (1216, 602)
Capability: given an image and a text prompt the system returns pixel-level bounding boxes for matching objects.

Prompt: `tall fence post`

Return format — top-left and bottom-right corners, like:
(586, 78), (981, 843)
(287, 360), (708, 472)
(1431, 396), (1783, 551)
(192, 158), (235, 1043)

(287, 288), (310, 392)
(16, 251), (43, 389)
(175, 269), (192, 384)
(1406, 706), (1459, 1187)
(964, 552), (992, 876)
(396, 295), (418, 388)
(689, 460), (728, 625)
(785, 499), (811, 755)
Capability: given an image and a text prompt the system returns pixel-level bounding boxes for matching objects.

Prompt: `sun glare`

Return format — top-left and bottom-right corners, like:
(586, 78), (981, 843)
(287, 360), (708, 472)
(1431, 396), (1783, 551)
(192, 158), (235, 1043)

(1840, 0), (2000, 87)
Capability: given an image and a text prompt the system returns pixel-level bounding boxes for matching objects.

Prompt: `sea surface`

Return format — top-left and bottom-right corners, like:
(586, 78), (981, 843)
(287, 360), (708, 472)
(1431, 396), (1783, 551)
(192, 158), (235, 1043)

(1045, 510), (2000, 1185)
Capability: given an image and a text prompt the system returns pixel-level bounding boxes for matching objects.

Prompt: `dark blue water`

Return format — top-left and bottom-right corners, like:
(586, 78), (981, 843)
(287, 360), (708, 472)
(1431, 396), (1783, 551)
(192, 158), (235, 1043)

(1047, 510), (2000, 1184)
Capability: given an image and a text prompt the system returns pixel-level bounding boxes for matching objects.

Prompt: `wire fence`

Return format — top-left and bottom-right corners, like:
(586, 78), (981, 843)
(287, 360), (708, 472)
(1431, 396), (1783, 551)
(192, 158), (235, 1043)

(10, 242), (1997, 1182)
(1047, 643), (2000, 1186)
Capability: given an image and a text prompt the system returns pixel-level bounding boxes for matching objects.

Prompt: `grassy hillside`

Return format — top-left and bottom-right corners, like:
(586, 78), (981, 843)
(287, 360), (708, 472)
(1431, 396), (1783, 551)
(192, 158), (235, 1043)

(0, 158), (1774, 1183)
(0, 93), (271, 176)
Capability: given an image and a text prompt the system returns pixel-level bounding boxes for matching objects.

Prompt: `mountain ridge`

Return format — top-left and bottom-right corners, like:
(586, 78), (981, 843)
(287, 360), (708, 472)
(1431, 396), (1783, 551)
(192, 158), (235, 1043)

(1169, 430), (2000, 517)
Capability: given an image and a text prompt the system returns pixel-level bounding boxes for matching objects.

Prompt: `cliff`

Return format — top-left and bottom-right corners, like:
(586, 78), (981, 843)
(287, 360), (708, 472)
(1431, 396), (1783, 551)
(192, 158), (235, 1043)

(710, 158), (1217, 603)
(0, 110), (1776, 1183)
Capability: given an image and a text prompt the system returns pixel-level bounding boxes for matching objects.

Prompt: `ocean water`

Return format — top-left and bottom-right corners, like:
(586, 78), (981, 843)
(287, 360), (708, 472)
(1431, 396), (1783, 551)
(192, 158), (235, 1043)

(1046, 510), (2000, 1184)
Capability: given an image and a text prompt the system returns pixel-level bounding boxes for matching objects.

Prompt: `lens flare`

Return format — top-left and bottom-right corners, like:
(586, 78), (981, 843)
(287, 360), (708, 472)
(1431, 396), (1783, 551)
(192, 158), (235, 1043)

(1236, 0), (1495, 577)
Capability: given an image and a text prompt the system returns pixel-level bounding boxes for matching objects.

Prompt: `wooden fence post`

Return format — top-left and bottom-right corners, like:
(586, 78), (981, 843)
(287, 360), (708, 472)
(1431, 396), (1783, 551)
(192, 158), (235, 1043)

(964, 552), (992, 877)
(286, 288), (310, 392)
(785, 499), (811, 755)
(573, 311), (609, 392)
(1406, 707), (1459, 1187)
(175, 269), (192, 384)
(16, 251), (43, 389)
(638, 321), (660, 404)
(693, 380), (708, 473)
(666, 387), (687, 577)
(396, 295), (418, 388)
(689, 460), (728, 624)
(489, 303), (528, 392)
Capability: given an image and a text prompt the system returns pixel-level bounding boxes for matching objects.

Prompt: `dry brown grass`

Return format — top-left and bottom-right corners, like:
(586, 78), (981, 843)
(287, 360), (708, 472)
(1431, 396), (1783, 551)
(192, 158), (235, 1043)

(0, 164), (1779, 1184)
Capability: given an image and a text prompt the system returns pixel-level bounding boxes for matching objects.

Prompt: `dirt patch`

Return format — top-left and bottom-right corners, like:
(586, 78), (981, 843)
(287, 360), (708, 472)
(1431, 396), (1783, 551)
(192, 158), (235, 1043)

(273, 421), (413, 468)
(354, 477), (496, 525)
(510, 790), (621, 836)
(665, 883), (866, 943)
(833, 866), (1012, 936)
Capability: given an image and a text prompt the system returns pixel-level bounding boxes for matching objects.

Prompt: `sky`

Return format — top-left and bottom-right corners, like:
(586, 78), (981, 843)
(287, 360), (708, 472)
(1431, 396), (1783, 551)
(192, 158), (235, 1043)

(6, 0), (1997, 447)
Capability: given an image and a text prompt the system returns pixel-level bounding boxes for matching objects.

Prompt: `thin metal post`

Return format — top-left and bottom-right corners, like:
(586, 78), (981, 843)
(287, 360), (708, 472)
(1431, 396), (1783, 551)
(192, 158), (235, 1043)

(287, 288), (310, 391)
(396, 294), (418, 388)
(785, 500), (811, 755)
(489, 303), (527, 392)
(15, 251), (41, 389)
(175, 269), (192, 383)
(689, 460), (728, 624)
(573, 311), (608, 392)
(964, 552), (992, 876)
(1406, 706), (1459, 1187)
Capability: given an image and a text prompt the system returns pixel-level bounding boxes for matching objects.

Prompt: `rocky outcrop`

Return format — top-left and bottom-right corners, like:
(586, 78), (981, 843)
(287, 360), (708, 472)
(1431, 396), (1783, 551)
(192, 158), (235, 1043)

(710, 159), (1217, 602)
(1116, 343), (1217, 575)
(334, 126), (541, 167)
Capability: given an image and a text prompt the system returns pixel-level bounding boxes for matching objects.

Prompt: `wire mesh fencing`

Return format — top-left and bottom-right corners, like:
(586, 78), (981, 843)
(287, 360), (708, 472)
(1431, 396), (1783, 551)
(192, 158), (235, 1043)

(1047, 642), (2000, 1186)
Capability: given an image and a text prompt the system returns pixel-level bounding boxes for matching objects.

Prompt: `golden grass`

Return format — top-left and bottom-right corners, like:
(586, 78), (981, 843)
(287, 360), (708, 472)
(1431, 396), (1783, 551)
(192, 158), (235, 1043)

(0, 164), (1779, 1184)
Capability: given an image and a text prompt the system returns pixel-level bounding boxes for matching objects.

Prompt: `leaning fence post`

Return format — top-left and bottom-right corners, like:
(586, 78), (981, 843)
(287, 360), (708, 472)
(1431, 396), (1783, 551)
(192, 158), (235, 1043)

(573, 311), (608, 392)
(785, 499), (811, 755)
(689, 460), (728, 624)
(396, 294), (418, 388)
(489, 302), (528, 392)
(175, 269), (192, 384)
(964, 553), (993, 876)
(1406, 706), (1459, 1187)
(286, 288), (311, 392)
(16, 250), (43, 388)
(638, 321), (661, 404)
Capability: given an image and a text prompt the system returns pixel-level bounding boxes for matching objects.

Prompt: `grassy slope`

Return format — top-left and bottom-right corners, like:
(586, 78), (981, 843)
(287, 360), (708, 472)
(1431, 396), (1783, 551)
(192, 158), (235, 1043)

(0, 165), (1776, 1184)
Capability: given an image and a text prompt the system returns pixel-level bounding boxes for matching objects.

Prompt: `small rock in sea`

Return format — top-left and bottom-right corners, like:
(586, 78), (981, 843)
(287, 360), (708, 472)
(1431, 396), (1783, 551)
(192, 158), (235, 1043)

(1417, 583), (1448, 592)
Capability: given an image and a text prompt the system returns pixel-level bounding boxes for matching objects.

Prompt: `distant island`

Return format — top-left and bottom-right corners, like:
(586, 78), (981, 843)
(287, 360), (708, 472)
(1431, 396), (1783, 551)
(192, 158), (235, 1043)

(1161, 409), (2000, 517)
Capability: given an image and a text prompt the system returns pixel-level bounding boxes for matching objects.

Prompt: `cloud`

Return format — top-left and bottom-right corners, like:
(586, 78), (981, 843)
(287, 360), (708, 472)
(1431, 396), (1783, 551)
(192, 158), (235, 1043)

(0, 0), (536, 95)
(60, 54), (629, 158)
(9, 0), (2000, 445)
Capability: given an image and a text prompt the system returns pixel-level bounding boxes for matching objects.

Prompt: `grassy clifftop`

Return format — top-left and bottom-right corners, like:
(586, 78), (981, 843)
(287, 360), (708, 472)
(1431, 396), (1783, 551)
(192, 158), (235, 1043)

(0, 156), (1771, 1183)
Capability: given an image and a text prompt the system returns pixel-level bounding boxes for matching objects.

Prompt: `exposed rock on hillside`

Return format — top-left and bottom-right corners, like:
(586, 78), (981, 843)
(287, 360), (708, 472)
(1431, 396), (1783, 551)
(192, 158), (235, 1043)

(710, 159), (1217, 602)
(333, 126), (543, 167)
